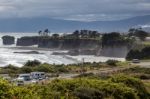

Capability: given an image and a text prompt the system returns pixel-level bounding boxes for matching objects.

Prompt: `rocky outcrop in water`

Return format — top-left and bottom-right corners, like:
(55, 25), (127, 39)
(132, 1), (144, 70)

(2, 35), (15, 45)
(14, 51), (43, 54)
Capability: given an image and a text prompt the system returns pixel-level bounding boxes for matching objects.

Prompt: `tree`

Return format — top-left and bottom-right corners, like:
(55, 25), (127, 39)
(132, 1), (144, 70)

(73, 30), (80, 38)
(135, 30), (148, 41)
(44, 29), (50, 36)
(38, 30), (42, 36)
(128, 28), (135, 36)
(128, 28), (149, 41)
(24, 60), (41, 67)
(89, 31), (99, 38)
(52, 34), (59, 38)
(102, 32), (122, 46)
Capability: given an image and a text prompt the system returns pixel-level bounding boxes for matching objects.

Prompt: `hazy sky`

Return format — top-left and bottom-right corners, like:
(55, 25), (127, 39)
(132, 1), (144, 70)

(0, 0), (150, 21)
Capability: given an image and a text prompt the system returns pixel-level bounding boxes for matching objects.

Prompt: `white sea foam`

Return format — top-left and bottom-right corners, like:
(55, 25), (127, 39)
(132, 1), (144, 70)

(0, 33), (125, 67)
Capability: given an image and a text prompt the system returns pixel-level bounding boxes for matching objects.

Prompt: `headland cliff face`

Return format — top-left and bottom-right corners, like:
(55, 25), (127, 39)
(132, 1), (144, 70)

(15, 36), (131, 58)
(17, 37), (100, 50)
(99, 46), (129, 58)
(17, 36), (40, 46)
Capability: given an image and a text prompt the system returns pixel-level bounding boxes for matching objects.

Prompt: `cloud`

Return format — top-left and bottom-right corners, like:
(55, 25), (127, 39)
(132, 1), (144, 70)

(139, 24), (150, 28)
(0, 0), (150, 21)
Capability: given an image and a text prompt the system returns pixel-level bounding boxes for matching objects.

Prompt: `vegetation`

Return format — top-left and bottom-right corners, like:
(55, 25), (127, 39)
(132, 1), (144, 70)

(38, 29), (50, 36)
(128, 28), (149, 41)
(0, 73), (150, 99)
(0, 60), (150, 99)
(110, 74), (149, 98)
(102, 32), (134, 46)
(24, 60), (41, 67)
(126, 46), (150, 60)
(0, 60), (130, 75)
(106, 60), (119, 66)
(123, 67), (150, 75)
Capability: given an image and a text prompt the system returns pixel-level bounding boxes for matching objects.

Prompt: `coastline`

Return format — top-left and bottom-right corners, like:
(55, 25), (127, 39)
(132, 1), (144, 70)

(1, 46), (59, 51)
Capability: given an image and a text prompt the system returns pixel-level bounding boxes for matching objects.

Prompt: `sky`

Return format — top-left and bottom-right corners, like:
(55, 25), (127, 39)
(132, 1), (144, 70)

(0, 0), (150, 21)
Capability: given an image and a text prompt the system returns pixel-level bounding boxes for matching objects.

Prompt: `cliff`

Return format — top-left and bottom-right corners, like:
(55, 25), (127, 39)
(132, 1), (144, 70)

(16, 36), (132, 58)
(2, 35), (15, 45)
(17, 36), (100, 50)
(39, 38), (100, 50)
(99, 45), (129, 58)
(17, 36), (40, 46)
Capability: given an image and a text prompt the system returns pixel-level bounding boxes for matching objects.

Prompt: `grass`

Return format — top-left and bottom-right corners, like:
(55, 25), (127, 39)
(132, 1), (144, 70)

(116, 61), (131, 67)
(142, 41), (150, 46)
(143, 81), (150, 93)
(140, 59), (150, 62)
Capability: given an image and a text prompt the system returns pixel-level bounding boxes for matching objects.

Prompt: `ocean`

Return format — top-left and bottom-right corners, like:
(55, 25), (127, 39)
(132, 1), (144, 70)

(0, 33), (125, 67)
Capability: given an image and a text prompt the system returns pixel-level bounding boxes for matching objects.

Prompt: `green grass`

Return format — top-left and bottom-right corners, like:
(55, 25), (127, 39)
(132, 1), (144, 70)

(116, 61), (130, 67)
(142, 41), (150, 46)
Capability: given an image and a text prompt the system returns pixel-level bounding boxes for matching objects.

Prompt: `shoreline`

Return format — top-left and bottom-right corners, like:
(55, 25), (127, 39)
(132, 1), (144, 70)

(1, 46), (60, 51)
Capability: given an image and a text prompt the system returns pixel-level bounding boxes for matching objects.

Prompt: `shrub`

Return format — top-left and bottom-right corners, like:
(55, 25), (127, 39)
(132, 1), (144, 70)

(11, 86), (38, 99)
(74, 87), (103, 99)
(110, 74), (149, 99)
(126, 47), (150, 60)
(0, 78), (12, 99)
(35, 85), (61, 99)
(56, 66), (69, 73)
(24, 60), (41, 67)
(19, 67), (33, 73)
(106, 60), (119, 66)
(0, 65), (20, 74)
(49, 78), (137, 99)
(34, 64), (55, 73)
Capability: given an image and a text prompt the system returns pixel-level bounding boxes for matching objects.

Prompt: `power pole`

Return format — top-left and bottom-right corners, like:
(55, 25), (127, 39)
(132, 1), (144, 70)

(81, 58), (84, 74)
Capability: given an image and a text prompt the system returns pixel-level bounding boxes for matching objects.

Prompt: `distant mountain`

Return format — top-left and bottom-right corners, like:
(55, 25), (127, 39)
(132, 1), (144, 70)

(0, 15), (150, 33)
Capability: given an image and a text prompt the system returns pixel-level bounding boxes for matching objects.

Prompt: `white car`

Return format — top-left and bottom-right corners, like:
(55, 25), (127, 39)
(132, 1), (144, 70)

(132, 59), (140, 63)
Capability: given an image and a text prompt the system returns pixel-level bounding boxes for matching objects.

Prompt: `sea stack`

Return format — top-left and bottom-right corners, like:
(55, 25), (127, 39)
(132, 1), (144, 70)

(2, 35), (15, 45)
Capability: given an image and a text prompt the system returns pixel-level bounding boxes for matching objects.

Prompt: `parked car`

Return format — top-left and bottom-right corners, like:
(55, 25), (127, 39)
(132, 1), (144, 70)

(16, 74), (31, 86)
(132, 59), (140, 63)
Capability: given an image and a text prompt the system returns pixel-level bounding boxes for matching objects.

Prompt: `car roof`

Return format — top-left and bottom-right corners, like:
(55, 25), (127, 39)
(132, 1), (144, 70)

(19, 74), (30, 76)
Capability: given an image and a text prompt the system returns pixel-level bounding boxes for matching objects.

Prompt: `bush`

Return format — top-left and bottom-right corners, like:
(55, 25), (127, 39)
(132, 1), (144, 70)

(34, 64), (55, 73)
(135, 74), (150, 80)
(56, 66), (69, 73)
(0, 75), (149, 99)
(11, 86), (38, 99)
(0, 78), (12, 99)
(123, 67), (150, 74)
(0, 65), (20, 74)
(74, 87), (103, 99)
(110, 74), (149, 99)
(126, 47), (150, 60)
(24, 60), (41, 67)
(35, 85), (61, 99)
(106, 60), (119, 66)
(49, 78), (137, 99)
(19, 67), (33, 73)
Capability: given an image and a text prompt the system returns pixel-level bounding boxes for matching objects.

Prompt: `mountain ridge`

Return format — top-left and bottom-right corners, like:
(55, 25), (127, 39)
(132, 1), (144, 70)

(0, 15), (150, 32)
